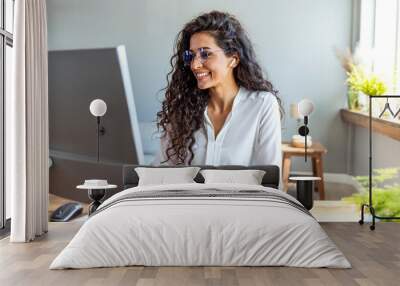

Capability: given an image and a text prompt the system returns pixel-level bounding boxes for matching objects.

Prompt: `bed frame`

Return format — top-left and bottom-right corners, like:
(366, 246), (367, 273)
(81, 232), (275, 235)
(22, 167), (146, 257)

(122, 165), (280, 189)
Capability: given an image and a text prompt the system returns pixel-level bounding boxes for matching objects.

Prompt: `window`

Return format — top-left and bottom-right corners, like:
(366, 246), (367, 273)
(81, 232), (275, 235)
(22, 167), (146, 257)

(358, 0), (400, 120)
(360, 0), (400, 93)
(0, 0), (14, 229)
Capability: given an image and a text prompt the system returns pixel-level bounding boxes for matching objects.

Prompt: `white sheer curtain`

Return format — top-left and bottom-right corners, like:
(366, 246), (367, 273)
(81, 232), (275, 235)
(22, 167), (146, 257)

(7, 0), (49, 242)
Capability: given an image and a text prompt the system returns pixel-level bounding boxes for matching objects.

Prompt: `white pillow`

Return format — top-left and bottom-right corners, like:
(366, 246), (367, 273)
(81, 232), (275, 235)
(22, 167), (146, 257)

(200, 169), (266, 185)
(135, 167), (201, 186)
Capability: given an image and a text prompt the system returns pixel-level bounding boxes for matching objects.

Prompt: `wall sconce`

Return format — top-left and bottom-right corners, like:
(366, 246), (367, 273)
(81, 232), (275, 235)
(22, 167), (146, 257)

(297, 99), (314, 162)
(89, 99), (107, 162)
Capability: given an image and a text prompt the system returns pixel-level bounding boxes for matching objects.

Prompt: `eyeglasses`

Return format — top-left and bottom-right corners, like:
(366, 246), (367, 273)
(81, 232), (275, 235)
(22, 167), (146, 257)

(182, 48), (224, 66)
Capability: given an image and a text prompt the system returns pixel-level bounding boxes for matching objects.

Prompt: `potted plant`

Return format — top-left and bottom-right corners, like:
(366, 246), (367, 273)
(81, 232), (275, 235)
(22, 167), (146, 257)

(336, 45), (387, 111)
(347, 64), (387, 112)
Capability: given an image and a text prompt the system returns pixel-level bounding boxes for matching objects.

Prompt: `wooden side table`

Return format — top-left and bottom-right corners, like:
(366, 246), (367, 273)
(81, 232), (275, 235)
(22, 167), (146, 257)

(282, 141), (327, 200)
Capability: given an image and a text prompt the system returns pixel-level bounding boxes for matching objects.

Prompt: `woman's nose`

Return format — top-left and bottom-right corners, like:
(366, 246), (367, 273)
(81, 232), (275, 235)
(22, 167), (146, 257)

(191, 55), (203, 69)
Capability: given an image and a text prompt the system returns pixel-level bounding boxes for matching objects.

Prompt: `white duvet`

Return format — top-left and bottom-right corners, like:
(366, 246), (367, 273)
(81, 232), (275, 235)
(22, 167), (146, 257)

(50, 183), (351, 269)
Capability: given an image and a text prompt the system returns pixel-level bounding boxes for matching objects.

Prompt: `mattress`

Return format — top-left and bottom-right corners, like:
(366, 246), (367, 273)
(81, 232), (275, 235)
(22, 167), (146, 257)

(50, 183), (351, 269)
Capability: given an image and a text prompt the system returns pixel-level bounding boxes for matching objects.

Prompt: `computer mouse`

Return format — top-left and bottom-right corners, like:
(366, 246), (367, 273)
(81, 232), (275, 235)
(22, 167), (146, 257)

(50, 202), (83, 222)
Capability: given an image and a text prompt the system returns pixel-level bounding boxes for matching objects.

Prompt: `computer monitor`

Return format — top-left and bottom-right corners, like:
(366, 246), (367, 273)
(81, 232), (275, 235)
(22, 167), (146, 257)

(48, 46), (144, 202)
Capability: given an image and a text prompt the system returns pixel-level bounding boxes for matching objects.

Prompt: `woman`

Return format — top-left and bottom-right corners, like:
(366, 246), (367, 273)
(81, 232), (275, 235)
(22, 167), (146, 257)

(153, 11), (283, 170)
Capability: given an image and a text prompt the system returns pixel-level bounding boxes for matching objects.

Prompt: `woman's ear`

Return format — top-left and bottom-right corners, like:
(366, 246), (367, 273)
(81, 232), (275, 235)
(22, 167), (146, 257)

(229, 55), (239, 68)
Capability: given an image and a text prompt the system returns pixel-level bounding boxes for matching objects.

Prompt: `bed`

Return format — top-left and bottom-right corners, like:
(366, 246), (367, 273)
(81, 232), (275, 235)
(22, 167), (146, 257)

(50, 165), (351, 269)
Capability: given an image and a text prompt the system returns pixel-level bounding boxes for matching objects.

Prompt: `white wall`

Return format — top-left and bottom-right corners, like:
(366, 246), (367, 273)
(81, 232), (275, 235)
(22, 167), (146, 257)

(47, 0), (352, 173)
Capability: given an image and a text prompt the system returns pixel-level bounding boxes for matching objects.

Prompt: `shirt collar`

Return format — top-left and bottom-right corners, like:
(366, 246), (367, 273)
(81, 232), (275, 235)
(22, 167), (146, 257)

(204, 86), (243, 125)
(231, 86), (243, 113)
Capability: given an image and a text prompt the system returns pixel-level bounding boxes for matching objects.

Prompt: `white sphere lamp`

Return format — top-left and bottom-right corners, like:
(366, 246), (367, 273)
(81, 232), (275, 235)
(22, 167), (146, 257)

(298, 99), (314, 117)
(90, 99), (107, 117)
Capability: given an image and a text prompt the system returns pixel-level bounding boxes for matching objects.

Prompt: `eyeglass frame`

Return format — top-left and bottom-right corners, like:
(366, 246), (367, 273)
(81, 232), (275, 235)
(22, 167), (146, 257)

(182, 48), (226, 66)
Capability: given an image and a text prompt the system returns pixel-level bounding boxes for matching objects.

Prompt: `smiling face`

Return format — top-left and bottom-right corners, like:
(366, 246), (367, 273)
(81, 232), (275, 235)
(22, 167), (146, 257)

(189, 32), (238, 90)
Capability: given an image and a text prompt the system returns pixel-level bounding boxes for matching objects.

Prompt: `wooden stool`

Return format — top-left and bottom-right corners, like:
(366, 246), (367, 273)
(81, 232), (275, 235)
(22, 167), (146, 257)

(282, 141), (327, 200)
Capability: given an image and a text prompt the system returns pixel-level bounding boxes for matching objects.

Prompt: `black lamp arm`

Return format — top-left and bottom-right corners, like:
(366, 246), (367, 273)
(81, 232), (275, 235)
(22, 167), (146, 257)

(298, 116), (310, 162)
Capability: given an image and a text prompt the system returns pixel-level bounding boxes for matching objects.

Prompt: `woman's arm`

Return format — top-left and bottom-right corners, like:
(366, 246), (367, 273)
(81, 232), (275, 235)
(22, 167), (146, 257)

(252, 95), (282, 188)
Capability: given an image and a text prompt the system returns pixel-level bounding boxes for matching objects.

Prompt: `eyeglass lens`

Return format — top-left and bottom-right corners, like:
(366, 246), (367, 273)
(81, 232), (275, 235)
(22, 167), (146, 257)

(183, 48), (209, 65)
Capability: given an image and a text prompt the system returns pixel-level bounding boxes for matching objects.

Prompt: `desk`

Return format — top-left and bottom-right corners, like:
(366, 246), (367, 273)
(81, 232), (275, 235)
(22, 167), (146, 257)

(282, 141), (327, 200)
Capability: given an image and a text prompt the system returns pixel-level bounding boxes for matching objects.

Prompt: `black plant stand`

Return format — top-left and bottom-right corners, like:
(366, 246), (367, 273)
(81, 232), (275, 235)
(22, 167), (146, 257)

(88, 189), (106, 215)
(289, 176), (321, 210)
(359, 95), (400, 230)
(76, 183), (117, 215)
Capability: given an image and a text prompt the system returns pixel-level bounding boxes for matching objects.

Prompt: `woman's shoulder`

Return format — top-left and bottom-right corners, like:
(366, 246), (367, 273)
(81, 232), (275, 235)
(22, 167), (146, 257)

(241, 87), (278, 106)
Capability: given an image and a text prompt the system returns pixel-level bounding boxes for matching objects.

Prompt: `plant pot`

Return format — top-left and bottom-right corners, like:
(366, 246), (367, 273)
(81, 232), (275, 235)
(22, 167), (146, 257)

(347, 88), (360, 110)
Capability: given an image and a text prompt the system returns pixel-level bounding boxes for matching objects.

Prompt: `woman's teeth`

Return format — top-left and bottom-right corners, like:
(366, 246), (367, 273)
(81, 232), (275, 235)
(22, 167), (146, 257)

(196, 72), (210, 79)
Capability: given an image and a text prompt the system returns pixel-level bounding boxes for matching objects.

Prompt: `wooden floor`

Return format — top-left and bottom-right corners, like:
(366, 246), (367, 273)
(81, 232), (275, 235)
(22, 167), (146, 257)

(0, 222), (399, 286)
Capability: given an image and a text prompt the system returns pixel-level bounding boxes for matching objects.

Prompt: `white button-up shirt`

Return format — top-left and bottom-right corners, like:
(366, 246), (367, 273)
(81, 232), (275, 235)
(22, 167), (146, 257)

(153, 86), (282, 174)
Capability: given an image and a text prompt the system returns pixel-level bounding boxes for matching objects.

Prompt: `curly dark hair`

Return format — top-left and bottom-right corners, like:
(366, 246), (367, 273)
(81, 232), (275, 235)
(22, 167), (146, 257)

(157, 10), (283, 165)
